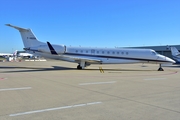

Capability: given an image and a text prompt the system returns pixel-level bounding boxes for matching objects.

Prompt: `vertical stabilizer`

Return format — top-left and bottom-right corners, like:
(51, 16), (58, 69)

(13, 50), (18, 56)
(5, 24), (45, 48)
(170, 47), (180, 56)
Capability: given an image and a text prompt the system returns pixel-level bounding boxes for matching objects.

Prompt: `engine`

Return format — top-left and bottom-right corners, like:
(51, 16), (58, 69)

(28, 44), (65, 54)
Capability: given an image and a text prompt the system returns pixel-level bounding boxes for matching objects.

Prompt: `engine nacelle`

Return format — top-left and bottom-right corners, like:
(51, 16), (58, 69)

(29, 44), (65, 54)
(48, 44), (66, 54)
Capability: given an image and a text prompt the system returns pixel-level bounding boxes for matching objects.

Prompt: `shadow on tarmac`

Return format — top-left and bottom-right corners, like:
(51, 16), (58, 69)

(0, 66), (75, 73)
(0, 65), (156, 73)
(163, 64), (180, 68)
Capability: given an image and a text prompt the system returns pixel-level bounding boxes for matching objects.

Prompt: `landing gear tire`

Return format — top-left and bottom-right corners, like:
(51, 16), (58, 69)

(158, 64), (164, 71)
(158, 67), (164, 71)
(77, 65), (82, 70)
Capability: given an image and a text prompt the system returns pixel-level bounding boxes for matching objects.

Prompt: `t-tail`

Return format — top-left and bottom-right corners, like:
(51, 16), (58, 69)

(5, 24), (45, 48)
(170, 47), (180, 63)
(6, 24), (66, 55)
(170, 47), (180, 57)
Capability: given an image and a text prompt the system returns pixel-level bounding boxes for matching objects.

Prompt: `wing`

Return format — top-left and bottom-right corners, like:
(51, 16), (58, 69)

(46, 41), (102, 63)
(63, 55), (102, 63)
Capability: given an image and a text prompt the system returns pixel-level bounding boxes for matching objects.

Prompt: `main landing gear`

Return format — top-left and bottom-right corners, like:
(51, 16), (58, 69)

(158, 64), (164, 71)
(77, 65), (82, 70)
(77, 61), (85, 70)
(76, 61), (90, 70)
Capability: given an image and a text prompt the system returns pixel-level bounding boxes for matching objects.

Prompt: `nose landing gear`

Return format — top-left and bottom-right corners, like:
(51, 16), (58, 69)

(158, 64), (164, 71)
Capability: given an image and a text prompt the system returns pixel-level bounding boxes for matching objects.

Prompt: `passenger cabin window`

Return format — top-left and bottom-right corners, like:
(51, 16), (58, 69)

(126, 52), (128, 55)
(117, 52), (119, 54)
(81, 50), (83, 53)
(122, 52), (124, 55)
(91, 49), (95, 54)
(107, 51), (110, 54)
(86, 50), (88, 53)
(102, 51), (104, 54)
(112, 52), (115, 54)
(97, 51), (99, 54)
(76, 50), (78, 53)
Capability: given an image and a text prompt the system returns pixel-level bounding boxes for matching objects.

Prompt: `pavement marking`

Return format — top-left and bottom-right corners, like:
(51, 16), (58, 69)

(0, 87), (32, 91)
(99, 67), (104, 73)
(79, 81), (116, 85)
(9, 102), (102, 117)
(144, 78), (167, 80)
(0, 78), (7, 80)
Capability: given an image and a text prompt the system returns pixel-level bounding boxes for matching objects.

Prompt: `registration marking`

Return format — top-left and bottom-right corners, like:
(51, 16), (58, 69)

(79, 81), (116, 85)
(0, 87), (32, 91)
(9, 102), (102, 117)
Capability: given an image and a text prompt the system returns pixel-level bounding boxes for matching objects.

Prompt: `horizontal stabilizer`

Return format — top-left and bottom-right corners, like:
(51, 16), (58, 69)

(5, 24), (29, 31)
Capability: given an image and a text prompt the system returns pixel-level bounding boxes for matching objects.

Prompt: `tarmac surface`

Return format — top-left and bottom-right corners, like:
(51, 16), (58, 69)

(0, 60), (180, 120)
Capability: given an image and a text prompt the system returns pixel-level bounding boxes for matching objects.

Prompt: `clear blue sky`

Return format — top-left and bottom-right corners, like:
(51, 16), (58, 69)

(0, 0), (180, 53)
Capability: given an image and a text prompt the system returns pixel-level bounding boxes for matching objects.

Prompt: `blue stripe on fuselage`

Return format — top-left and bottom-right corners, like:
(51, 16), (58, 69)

(64, 52), (167, 63)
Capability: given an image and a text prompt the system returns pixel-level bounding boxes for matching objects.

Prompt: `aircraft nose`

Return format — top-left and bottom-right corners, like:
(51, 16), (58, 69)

(165, 57), (176, 64)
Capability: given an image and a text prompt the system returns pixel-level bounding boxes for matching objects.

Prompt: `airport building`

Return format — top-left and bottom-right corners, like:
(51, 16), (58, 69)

(127, 45), (180, 59)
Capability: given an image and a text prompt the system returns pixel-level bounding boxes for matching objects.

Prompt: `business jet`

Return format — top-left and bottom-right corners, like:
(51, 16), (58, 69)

(6, 24), (175, 71)
(170, 47), (180, 63)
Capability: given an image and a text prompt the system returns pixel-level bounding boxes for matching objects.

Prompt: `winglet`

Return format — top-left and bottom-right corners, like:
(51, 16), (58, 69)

(47, 42), (58, 55)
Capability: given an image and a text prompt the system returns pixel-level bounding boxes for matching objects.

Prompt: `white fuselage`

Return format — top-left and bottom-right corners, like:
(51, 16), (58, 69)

(27, 45), (174, 65)
(18, 53), (33, 58)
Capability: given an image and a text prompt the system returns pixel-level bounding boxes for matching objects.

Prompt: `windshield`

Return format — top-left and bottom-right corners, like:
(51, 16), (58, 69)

(151, 50), (157, 55)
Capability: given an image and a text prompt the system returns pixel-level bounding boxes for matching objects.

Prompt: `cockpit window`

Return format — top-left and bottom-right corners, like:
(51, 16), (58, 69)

(151, 51), (157, 55)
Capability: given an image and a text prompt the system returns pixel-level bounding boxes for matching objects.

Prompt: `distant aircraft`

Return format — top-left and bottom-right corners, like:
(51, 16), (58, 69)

(16, 50), (34, 58)
(6, 24), (175, 71)
(170, 47), (180, 63)
(0, 50), (17, 57)
(0, 53), (13, 57)
(0, 50), (34, 58)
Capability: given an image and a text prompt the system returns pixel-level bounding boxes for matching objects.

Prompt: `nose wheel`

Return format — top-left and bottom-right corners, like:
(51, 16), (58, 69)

(158, 64), (164, 71)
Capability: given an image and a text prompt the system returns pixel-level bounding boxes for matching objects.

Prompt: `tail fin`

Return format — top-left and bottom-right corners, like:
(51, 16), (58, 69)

(13, 50), (18, 56)
(5, 24), (45, 48)
(170, 47), (180, 56)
